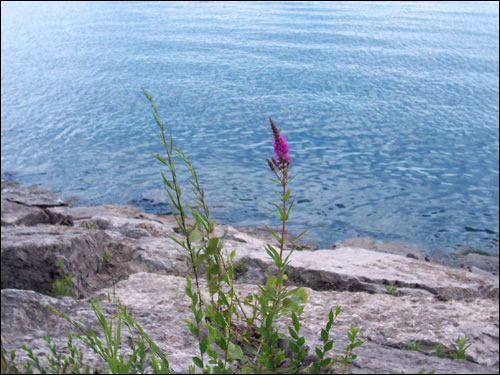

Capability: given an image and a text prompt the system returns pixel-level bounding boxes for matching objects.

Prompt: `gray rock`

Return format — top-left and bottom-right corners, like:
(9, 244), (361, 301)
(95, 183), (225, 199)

(440, 252), (500, 277)
(48, 205), (142, 221)
(1, 199), (50, 226)
(1, 225), (118, 295)
(333, 237), (427, 260)
(131, 236), (188, 276)
(2, 273), (497, 373)
(230, 244), (499, 300)
(1, 183), (498, 373)
(140, 189), (168, 204)
(1, 185), (66, 207)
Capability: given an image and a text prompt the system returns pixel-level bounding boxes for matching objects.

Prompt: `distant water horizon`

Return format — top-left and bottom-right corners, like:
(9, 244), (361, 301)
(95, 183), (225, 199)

(2, 1), (499, 255)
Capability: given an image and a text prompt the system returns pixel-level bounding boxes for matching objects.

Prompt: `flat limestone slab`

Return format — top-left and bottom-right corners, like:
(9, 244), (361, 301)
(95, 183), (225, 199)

(3, 272), (497, 373)
(1, 185), (66, 207)
(1, 199), (50, 226)
(232, 245), (499, 300)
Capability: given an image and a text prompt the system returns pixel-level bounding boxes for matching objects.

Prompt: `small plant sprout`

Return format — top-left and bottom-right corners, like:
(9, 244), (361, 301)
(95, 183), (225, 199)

(408, 339), (421, 351)
(102, 250), (112, 264)
(385, 283), (398, 296)
(234, 259), (247, 274)
(49, 259), (73, 297)
(398, 369), (436, 374)
(435, 343), (445, 358)
(449, 335), (472, 360)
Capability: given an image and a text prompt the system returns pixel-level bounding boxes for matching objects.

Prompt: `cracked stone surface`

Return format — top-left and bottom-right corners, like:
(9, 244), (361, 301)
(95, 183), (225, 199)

(1, 183), (499, 373)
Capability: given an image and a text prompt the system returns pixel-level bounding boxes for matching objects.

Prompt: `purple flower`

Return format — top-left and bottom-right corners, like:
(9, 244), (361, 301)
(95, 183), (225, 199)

(273, 134), (290, 165)
(268, 117), (290, 171)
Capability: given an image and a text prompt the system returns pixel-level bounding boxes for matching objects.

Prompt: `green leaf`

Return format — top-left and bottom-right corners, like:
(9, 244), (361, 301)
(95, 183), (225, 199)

(216, 336), (227, 351)
(321, 329), (329, 343)
(200, 336), (208, 354)
(292, 312), (300, 332)
(297, 336), (305, 347)
(244, 294), (253, 304)
(193, 253), (207, 267)
(290, 230), (307, 243)
(219, 292), (229, 307)
(153, 153), (169, 166)
(265, 244), (280, 260)
(187, 322), (199, 337)
(206, 238), (219, 255)
(273, 203), (287, 221)
(289, 341), (299, 353)
(324, 340), (334, 352)
(192, 357), (203, 368)
(206, 263), (220, 276)
(320, 358), (332, 367)
(228, 342), (243, 361)
(207, 277), (219, 295)
(352, 341), (363, 349)
(288, 327), (298, 340)
(264, 225), (283, 245)
(287, 198), (296, 218)
(214, 310), (227, 328)
(315, 347), (323, 359)
(326, 320), (332, 333)
(281, 247), (297, 269)
(265, 275), (276, 290)
(260, 326), (270, 339)
(265, 315), (273, 329)
(282, 297), (299, 314)
(286, 287), (308, 304)
(195, 309), (203, 324)
(189, 228), (203, 243)
(284, 189), (291, 203)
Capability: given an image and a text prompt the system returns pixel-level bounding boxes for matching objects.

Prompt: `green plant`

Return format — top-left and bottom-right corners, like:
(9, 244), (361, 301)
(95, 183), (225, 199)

(85, 220), (99, 230)
(385, 283), (397, 296)
(234, 259), (247, 274)
(102, 250), (112, 264)
(397, 369), (436, 374)
(2, 91), (368, 374)
(408, 339), (421, 351)
(449, 336), (471, 360)
(1, 293), (175, 374)
(142, 91), (364, 373)
(49, 259), (73, 297)
(434, 343), (445, 358)
(1, 329), (91, 374)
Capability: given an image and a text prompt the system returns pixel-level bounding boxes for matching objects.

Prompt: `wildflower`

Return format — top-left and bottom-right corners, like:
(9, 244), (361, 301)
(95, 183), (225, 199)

(268, 117), (290, 171)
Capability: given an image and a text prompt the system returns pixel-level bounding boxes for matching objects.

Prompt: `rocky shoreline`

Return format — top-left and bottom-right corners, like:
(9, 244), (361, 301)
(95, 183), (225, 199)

(1, 181), (499, 373)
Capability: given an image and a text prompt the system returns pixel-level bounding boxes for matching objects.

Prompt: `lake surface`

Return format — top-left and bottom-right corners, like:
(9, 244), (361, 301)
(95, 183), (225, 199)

(2, 1), (499, 255)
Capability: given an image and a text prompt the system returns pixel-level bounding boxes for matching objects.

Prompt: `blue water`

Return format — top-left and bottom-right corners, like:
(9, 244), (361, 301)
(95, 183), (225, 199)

(2, 2), (499, 255)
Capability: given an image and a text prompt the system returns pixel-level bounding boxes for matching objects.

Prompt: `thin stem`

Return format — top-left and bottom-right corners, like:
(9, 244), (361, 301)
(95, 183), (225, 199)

(256, 170), (289, 372)
(278, 172), (287, 276)
(143, 89), (205, 368)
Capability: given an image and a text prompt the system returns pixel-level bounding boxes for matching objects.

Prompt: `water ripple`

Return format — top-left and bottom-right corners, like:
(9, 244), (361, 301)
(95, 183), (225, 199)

(2, 1), (498, 254)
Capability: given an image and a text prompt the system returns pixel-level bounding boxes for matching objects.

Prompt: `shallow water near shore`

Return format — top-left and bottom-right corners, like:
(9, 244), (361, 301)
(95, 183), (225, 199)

(1, 2), (499, 255)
